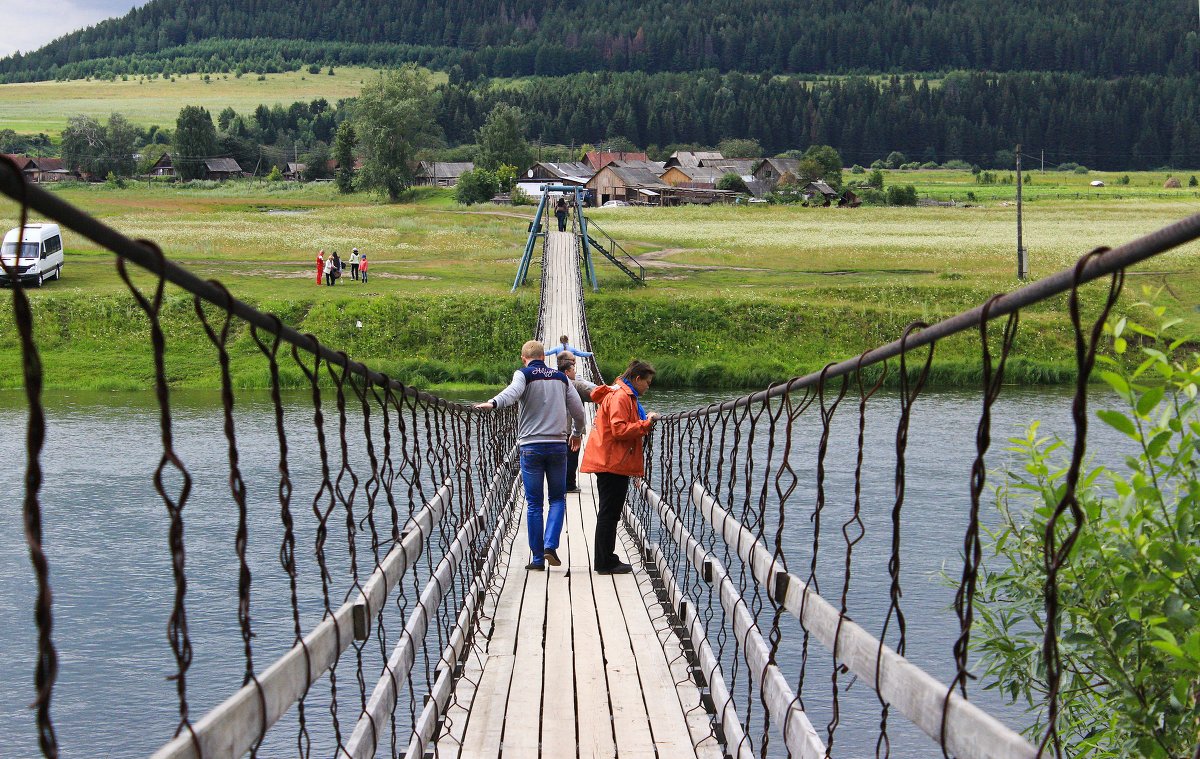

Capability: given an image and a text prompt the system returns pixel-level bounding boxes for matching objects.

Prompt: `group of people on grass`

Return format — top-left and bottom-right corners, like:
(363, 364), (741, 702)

(316, 248), (369, 286)
(475, 335), (658, 575)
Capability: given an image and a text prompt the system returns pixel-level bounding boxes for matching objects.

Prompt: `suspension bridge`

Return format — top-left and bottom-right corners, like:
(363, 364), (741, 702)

(4, 158), (1200, 759)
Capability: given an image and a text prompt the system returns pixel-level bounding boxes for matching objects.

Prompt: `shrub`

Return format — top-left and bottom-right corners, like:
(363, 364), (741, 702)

(266, 166), (283, 182)
(1117, 175), (1131, 185)
(857, 188), (886, 205)
(870, 159), (886, 170)
(885, 184), (918, 205)
(1073, 165), (1089, 174)
(973, 305), (1200, 758)
(866, 168), (884, 189)
(920, 161), (939, 169)
(850, 164), (865, 174)
(884, 150), (906, 169)
(455, 168), (498, 204)
(308, 64), (321, 75)
(1190, 175), (1198, 187)
(1056, 162), (1080, 172)
(716, 172), (750, 193)
(899, 162), (921, 170)
(943, 159), (973, 171)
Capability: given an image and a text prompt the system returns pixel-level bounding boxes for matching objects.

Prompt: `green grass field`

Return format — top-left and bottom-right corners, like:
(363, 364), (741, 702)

(1, 172), (1197, 391)
(0, 67), (407, 133)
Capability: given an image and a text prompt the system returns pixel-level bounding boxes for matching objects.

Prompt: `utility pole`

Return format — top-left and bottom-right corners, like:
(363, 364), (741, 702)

(1040, 149), (1044, 172)
(1016, 144), (1028, 280)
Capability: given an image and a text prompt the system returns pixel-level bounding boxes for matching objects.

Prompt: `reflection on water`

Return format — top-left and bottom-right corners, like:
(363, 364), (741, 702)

(0, 385), (1132, 757)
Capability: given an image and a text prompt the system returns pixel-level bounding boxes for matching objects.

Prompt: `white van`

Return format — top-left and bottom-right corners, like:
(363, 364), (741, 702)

(1, 223), (65, 286)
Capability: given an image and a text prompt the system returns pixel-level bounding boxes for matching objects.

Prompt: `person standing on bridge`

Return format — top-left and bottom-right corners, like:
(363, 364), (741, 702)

(580, 359), (659, 575)
(546, 335), (593, 359)
(554, 197), (569, 232)
(475, 340), (586, 571)
(556, 353), (598, 494)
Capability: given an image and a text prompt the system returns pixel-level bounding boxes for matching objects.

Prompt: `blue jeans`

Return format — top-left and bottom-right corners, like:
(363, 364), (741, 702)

(520, 442), (568, 564)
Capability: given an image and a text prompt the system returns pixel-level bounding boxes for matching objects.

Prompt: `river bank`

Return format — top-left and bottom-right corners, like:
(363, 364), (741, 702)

(1, 288), (1111, 392)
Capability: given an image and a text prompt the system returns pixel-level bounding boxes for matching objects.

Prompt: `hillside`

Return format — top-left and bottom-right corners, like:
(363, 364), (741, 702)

(2, 0), (1198, 83)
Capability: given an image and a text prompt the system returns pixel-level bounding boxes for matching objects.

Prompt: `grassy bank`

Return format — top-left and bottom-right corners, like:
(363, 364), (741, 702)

(2, 180), (1197, 393)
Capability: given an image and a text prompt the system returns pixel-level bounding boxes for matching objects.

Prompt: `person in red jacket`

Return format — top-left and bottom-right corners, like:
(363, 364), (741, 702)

(316, 249), (325, 285)
(579, 359), (660, 574)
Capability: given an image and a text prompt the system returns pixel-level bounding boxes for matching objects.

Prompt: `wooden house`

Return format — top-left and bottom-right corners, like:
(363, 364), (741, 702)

(753, 158), (802, 190)
(28, 157), (76, 182)
(203, 157), (243, 180)
(661, 165), (726, 188)
(526, 161), (595, 186)
(2, 154), (34, 178)
(284, 162), (307, 180)
(585, 164), (671, 206)
(802, 180), (839, 206)
(414, 161), (473, 187)
(149, 153), (176, 178)
(702, 158), (758, 176)
(838, 189), (862, 208)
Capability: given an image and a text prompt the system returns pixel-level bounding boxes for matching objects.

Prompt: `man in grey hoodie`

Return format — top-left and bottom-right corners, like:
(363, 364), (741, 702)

(475, 340), (586, 570)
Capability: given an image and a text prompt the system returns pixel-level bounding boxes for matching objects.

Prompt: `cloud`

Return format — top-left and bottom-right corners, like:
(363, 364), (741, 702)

(0, 0), (145, 59)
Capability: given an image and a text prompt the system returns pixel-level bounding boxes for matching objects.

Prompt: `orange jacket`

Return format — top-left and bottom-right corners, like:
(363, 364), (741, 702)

(580, 382), (654, 477)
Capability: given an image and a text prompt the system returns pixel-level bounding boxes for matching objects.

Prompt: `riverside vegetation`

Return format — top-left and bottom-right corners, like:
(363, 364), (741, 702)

(1, 178), (1198, 392)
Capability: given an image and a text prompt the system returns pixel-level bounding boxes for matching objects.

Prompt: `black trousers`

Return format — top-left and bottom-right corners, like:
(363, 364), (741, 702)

(566, 446), (579, 490)
(594, 472), (629, 571)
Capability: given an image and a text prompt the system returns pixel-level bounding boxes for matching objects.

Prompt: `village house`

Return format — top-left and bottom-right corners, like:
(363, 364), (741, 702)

(660, 165), (728, 189)
(752, 158), (802, 190)
(802, 180), (840, 206)
(585, 163), (671, 206)
(2, 154), (35, 178)
(203, 157), (243, 181)
(26, 157), (76, 182)
(284, 162), (306, 181)
(148, 153), (176, 178)
(414, 161), (473, 187)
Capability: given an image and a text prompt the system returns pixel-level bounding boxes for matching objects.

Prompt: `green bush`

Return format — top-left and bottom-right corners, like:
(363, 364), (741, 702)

(455, 168), (498, 204)
(974, 302), (1200, 758)
(943, 159), (973, 171)
(1073, 165), (1090, 174)
(885, 184), (918, 205)
(716, 172), (750, 193)
(850, 164), (865, 174)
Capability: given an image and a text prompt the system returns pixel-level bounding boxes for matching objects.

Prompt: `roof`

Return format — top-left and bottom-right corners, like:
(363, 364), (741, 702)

(32, 157), (65, 172)
(804, 180), (838, 196)
(754, 157), (802, 175)
(286, 163), (306, 173)
(418, 161), (474, 178)
(530, 161), (595, 183)
(584, 151), (648, 170)
(665, 166), (728, 184)
(204, 157), (242, 173)
(666, 151), (724, 168)
(592, 164), (672, 190)
(608, 159), (666, 174)
(151, 153), (174, 167)
(702, 159), (758, 175)
(2, 154), (34, 170)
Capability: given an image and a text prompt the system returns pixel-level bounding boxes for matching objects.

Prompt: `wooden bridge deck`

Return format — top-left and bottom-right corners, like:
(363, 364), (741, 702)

(432, 232), (723, 758)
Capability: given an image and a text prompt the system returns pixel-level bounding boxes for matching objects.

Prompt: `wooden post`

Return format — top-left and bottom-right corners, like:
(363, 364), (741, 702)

(1016, 144), (1028, 280)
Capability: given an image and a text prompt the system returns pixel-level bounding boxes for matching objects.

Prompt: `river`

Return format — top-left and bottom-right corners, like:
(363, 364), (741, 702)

(0, 385), (1133, 757)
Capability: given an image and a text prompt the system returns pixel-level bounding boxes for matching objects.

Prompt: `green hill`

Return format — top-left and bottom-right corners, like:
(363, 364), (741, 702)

(3, 0), (1198, 83)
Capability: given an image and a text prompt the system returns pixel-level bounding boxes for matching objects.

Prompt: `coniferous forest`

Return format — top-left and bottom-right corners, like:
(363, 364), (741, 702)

(3, 0), (1199, 169)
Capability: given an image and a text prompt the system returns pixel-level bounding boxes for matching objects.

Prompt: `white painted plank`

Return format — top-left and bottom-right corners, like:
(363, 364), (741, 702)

(690, 483), (1038, 759)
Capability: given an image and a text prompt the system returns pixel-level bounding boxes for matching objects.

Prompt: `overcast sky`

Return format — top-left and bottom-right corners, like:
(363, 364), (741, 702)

(1, 0), (146, 59)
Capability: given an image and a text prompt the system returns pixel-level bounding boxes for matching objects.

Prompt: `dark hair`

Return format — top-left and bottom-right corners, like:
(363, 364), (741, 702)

(620, 359), (656, 382)
(559, 335), (569, 344)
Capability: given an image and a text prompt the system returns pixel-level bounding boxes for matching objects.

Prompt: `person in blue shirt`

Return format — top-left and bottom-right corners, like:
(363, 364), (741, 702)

(545, 335), (593, 358)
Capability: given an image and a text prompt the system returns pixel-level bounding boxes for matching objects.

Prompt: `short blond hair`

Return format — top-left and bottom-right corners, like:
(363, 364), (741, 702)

(521, 340), (545, 359)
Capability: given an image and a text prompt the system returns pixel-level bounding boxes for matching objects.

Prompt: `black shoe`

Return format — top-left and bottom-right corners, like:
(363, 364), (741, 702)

(596, 563), (632, 575)
(543, 548), (561, 566)
(566, 486), (581, 493)
(525, 561), (545, 571)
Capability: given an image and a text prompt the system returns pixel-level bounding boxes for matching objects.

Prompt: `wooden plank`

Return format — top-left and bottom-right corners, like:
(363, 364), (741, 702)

(690, 483), (1039, 759)
(499, 540), (549, 759)
(457, 655), (516, 757)
(567, 477), (617, 759)
(541, 497), (578, 758)
(345, 507), (489, 758)
(643, 485), (826, 759)
(623, 496), (751, 759)
(151, 482), (453, 759)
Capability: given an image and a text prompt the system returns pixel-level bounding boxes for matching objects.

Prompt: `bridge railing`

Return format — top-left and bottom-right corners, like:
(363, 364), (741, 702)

(1, 158), (521, 758)
(624, 213), (1200, 758)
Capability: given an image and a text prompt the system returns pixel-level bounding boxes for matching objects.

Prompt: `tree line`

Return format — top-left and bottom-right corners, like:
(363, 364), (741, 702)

(3, 0), (1199, 83)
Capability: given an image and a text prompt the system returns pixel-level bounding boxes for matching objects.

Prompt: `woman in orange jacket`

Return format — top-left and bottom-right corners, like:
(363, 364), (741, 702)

(580, 359), (660, 574)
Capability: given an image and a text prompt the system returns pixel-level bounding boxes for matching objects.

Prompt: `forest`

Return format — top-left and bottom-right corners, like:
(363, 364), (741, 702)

(3, 0), (1199, 83)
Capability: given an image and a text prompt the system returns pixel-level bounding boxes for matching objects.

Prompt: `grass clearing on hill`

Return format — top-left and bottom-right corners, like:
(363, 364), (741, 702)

(2, 178), (1197, 391)
(0, 66), (420, 133)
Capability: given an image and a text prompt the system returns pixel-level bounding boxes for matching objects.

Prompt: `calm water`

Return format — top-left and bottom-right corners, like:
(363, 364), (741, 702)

(0, 385), (1132, 757)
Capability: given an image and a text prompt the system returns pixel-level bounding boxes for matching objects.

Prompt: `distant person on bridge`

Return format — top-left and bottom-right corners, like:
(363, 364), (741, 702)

(475, 340), (586, 571)
(316, 249), (325, 285)
(581, 359), (660, 575)
(554, 197), (569, 232)
(556, 353), (598, 494)
(546, 335), (593, 358)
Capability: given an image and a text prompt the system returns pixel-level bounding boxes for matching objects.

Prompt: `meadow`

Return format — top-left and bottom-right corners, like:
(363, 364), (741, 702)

(0, 67), (396, 134)
(1, 173), (1198, 391)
